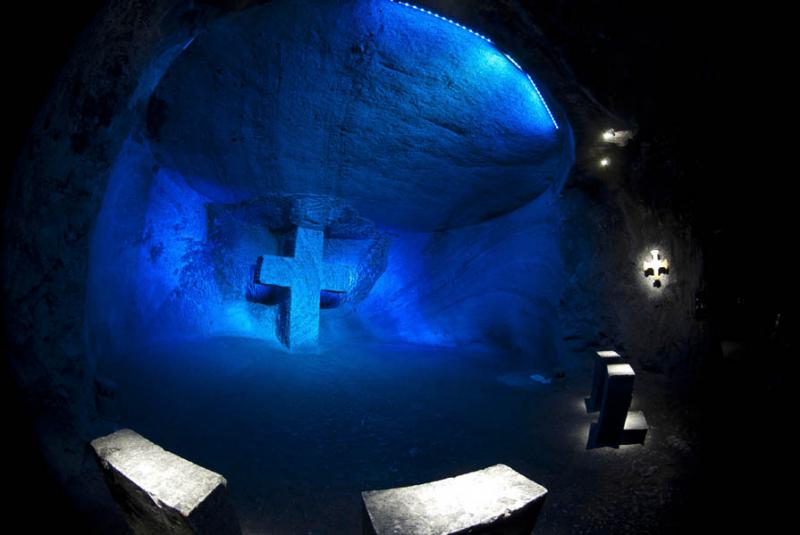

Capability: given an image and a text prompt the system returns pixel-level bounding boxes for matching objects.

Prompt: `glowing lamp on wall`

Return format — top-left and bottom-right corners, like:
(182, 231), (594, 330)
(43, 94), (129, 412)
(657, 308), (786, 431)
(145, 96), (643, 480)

(601, 129), (634, 146)
(643, 249), (669, 288)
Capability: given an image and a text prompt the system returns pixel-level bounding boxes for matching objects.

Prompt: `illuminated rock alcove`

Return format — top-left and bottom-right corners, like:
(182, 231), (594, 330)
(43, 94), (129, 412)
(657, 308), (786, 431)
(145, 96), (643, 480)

(81, 1), (574, 530)
(88, 0), (571, 353)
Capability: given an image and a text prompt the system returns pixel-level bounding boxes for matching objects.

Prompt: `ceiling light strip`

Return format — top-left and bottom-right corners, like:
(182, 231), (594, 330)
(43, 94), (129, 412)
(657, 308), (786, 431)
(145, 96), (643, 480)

(389, 0), (559, 130)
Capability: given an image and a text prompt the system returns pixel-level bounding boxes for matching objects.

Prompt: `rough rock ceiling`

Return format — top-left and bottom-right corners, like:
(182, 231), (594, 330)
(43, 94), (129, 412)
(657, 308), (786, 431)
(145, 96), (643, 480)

(149, 0), (572, 231)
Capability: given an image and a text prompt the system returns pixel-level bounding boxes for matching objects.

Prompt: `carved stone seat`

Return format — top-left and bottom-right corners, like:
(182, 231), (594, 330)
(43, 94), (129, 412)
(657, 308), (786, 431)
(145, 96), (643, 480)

(91, 429), (241, 534)
(586, 349), (624, 412)
(362, 464), (547, 534)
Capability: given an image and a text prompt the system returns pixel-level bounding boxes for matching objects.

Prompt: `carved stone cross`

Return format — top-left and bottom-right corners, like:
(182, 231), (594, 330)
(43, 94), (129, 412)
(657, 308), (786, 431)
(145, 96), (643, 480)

(256, 226), (353, 351)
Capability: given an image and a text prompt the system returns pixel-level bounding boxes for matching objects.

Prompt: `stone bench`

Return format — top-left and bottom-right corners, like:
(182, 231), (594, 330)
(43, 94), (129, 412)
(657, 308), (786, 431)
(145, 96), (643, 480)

(588, 363), (649, 448)
(361, 464), (547, 534)
(585, 350), (624, 412)
(91, 429), (241, 535)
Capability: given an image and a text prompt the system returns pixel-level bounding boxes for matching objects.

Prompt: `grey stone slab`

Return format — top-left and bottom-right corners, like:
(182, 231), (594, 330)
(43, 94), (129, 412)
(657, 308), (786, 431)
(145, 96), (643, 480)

(585, 350), (624, 412)
(362, 464), (547, 535)
(91, 429), (241, 535)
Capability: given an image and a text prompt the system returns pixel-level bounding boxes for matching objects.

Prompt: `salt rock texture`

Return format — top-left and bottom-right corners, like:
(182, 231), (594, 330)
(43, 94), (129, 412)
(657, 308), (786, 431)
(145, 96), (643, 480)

(149, 0), (571, 231)
(85, 0), (573, 355)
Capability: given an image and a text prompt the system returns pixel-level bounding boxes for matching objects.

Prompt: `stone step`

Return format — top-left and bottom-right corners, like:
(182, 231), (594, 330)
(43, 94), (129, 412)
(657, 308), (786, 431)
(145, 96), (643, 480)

(621, 410), (649, 445)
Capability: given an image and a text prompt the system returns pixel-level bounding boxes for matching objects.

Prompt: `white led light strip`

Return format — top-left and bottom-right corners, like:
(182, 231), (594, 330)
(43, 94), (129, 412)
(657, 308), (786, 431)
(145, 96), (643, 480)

(392, 0), (493, 43)
(389, 0), (559, 130)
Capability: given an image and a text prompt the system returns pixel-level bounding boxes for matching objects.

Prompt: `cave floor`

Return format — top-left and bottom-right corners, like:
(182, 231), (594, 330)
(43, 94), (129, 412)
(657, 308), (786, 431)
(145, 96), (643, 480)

(102, 337), (699, 534)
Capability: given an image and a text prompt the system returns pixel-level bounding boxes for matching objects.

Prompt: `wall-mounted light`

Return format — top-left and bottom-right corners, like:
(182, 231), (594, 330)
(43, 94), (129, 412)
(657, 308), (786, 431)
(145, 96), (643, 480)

(600, 129), (634, 146)
(643, 249), (669, 288)
(599, 157), (610, 167)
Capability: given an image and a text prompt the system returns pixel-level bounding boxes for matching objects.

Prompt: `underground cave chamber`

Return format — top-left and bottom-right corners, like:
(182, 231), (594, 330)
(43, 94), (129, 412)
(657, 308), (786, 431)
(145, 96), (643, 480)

(83, 0), (576, 531)
(9, 0), (796, 532)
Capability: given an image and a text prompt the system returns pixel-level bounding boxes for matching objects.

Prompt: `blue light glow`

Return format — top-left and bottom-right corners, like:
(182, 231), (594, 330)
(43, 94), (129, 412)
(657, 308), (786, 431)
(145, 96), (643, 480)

(87, 1), (574, 361)
(389, 0), (559, 130)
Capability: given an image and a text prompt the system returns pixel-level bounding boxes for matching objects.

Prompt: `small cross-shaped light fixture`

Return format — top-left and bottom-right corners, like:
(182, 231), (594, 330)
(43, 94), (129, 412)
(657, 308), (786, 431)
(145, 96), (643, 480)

(643, 249), (669, 288)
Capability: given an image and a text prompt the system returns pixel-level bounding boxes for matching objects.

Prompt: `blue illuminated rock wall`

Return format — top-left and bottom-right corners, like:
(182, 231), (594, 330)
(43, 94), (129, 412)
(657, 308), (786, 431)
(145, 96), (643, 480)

(88, 136), (391, 354)
(149, 0), (568, 232)
(88, 136), (568, 362)
(356, 191), (565, 361)
(87, 0), (574, 362)
(88, 136), (273, 354)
